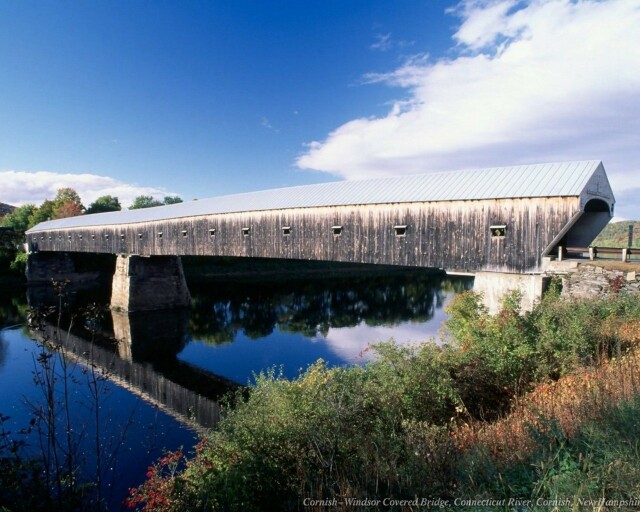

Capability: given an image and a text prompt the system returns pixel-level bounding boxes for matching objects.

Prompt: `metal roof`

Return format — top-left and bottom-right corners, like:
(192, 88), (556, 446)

(27, 160), (604, 232)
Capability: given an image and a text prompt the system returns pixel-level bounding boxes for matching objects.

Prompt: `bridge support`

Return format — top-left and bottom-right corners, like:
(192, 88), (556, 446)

(473, 271), (549, 314)
(26, 251), (100, 285)
(111, 255), (191, 313)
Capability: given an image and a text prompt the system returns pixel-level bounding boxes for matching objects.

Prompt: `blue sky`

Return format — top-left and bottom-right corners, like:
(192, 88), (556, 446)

(1, 0), (639, 219)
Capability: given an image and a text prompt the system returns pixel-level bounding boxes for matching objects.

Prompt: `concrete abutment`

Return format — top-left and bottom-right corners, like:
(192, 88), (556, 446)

(472, 271), (550, 314)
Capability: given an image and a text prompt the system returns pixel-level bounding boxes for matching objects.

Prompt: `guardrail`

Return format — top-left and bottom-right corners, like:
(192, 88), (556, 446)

(556, 246), (639, 262)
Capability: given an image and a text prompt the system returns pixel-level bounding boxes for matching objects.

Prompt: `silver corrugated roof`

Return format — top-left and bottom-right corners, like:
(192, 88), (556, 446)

(27, 160), (603, 232)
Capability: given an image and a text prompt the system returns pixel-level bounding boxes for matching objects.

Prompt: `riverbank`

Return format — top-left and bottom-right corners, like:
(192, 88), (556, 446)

(126, 281), (640, 510)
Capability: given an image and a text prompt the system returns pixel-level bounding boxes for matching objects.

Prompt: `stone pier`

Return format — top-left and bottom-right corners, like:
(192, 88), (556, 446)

(111, 255), (191, 313)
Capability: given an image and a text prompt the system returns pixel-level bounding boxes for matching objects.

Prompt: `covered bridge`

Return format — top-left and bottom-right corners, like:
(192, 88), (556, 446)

(26, 160), (614, 276)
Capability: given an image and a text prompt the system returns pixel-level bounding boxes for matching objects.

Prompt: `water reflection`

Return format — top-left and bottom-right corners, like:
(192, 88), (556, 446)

(1, 267), (471, 509)
(12, 268), (472, 423)
(112, 309), (189, 361)
(31, 312), (233, 430)
(180, 271), (472, 382)
(188, 272), (463, 345)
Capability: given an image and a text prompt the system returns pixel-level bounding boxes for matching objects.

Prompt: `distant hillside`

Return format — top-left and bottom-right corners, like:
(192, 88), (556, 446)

(0, 202), (15, 217)
(592, 220), (640, 248)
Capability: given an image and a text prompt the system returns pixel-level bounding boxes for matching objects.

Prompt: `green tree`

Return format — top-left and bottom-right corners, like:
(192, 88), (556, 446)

(53, 188), (84, 210)
(28, 199), (56, 227)
(86, 195), (121, 214)
(0, 205), (36, 276)
(52, 188), (84, 219)
(129, 195), (163, 209)
(163, 195), (183, 205)
(26, 188), (85, 227)
(1, 204), (37, 232)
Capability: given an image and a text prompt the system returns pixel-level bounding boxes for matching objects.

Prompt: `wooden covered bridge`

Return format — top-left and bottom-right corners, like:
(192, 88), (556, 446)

(25, 160), (615, 311)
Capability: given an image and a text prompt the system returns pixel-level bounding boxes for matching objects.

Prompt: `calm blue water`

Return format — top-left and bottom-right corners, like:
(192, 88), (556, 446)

(0, 267), (471, 509)
(178, 305), (452, 384)
(0, 325), (196, 511)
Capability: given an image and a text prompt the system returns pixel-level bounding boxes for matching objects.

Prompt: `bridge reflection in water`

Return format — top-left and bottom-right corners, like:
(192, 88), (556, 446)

(31, 307), (237, 431)
(25, 266), (473, 430)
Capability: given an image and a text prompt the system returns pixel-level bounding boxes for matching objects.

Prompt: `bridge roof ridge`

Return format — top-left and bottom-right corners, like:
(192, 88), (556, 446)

(26, 160), (604, 232)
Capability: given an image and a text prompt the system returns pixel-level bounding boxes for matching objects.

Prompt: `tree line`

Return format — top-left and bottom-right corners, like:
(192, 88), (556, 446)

(0, 188), (182, 276)
(1, 189), (182, 234)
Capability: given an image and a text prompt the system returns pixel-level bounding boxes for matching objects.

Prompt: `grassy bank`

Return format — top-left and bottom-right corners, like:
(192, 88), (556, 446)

(124, 284), (640, 511)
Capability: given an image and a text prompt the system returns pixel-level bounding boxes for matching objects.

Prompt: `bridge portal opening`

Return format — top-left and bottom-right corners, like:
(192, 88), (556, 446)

(556, 198), (613, 252)
(584, 198), (610, 213)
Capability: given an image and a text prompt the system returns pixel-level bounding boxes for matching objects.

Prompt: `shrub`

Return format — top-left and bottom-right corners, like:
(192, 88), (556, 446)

(444, 290), (537, 418)
(128, 287), (640, 510)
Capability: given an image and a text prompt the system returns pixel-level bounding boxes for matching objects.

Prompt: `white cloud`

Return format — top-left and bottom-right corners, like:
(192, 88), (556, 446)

(297, 0), (640, 218)
(317, 291), (455, 363)
(0, 170), (176, 209)
(371, 32), (393, 51)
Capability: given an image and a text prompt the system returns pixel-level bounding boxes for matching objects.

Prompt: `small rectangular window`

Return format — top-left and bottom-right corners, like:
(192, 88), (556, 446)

(120, 233), (125, 241)
(282, 226), (291, 236)
(78, 234), (83, 240)
(105, 234), (109, 240)
(158, 232), (163, 239)
(138, 233), (143, 240)
(490, 225), (506, 238)
(332, 225), (343, 236)
(209, 228), (216, 237)
(40, 235), (44, 241)
(182, 230), (188, 237)
(394, 225), (407, 237)
(242, 227), (250, 236)
(49, 236), (52, 241)
(91, 234), (96, 240)
(68, 234), (72, 240)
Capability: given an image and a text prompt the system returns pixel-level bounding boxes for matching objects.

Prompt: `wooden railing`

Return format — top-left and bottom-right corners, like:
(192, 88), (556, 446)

(556, 246), (638, 262)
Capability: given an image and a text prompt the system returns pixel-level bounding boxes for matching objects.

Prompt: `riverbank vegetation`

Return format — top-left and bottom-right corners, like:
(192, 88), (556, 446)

(125, 282), (640, 511)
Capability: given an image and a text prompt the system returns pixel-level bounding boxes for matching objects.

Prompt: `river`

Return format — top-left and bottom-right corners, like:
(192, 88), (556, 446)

(0, 261), (471, 510)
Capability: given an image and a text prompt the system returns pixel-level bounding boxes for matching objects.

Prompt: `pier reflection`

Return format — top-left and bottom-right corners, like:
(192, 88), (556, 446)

(22, 266), (473, 427)
(112, 309), (189, 361)
(29, 307), (236, 430)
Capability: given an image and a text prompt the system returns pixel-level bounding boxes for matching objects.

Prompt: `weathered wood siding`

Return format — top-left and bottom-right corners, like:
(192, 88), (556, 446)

(27, 197), (581, 273)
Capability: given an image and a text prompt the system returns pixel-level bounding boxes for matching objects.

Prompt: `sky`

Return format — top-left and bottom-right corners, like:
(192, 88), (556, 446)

(1, 0), (639, 219)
